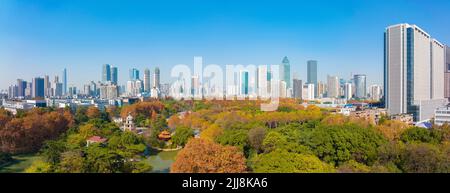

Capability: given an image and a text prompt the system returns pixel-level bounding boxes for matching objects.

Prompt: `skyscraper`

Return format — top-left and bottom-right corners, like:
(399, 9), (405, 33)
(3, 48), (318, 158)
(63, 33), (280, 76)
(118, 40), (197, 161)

(354, 74), (367, 99)
(111, 66), (118, 85)
(17, 79), (26, 98)
(327, 75), (340, 98)
(281, 56), (291, 89)
(44, 75), (50, 97)
(344, 82), (352, 100)
(130, 68), (140, 80)
(32, 77), (45, 98)
(307, 60), (318, 97)
(257, 65), (270, 98)
(239, 70), (249, 96)
(384, 24), (446, 121)
(445, 46), (450, 101)
(153, 67), (160, 89)
(62, 68), (67, 95)
(293, 79), (302, 99)
(102, 64), (111, 82)
(144, 68), (151, 92)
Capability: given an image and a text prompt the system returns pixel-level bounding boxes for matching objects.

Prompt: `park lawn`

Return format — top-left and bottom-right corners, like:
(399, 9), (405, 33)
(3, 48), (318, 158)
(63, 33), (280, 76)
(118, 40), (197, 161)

(0, 154), (42, 173)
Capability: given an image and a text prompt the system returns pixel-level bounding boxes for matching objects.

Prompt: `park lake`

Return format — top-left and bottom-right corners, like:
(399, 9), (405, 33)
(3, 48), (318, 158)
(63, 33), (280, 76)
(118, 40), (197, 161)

(0, 150), (180, 173)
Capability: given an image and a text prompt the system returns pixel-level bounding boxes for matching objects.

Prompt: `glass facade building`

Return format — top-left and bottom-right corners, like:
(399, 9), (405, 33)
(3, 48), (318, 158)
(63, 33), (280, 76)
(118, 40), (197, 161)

(307, 60), (318, 97)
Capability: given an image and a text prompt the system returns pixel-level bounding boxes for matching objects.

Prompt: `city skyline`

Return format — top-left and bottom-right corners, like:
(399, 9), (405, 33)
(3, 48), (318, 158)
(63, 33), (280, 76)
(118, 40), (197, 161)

(1, 0), (450, 89)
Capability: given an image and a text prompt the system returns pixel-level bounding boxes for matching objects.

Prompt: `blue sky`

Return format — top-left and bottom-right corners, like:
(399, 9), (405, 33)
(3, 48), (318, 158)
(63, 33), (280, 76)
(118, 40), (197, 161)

(1, 0), (450, 89)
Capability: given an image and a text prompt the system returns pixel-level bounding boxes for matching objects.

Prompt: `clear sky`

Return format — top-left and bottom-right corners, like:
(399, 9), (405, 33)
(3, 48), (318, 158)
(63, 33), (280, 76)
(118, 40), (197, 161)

(1, 0), (450, 89)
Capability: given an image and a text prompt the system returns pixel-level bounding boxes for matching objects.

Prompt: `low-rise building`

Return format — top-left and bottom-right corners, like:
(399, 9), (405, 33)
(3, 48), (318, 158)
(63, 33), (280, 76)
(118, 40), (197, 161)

(434, 106), (450, 126)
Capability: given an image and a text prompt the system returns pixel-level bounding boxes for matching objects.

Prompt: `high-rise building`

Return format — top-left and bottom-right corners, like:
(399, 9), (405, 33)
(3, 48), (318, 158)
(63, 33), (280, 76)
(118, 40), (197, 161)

(445, 46), (450, 101)
(62, 68), (67, 95)
(302, 83), (315, 100)
(17, 79), (26, 98)
(354, 74), (367, 99)
(102, 64), (111, 83)
(8, 85), (18, 99)
(344, 82), (352, 100)
(307, 60), (318, 97)
(90, 81), (98, 97)
(369, 84), (382, 101)
(44, 75), (50, 97)
(257, 65), (269, 98)
(239, 71), (249, 96)
(130, 68), (140, 81)
(144, 68), (151, 92)
(293, 79), (302, 99)
(281, 56), (291, 88)
(100, 84), (118, 99)
(111, 66), (118, 85)
(384, 24), (447, 121)
(32, 77), (45, 98)
(327, 75), (340, 98)
(317, 81), (326, 98)
(153, 67), (160, 89)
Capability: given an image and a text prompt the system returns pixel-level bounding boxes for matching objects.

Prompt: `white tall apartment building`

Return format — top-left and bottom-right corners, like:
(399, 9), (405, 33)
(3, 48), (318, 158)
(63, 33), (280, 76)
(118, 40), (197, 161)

(369, 84), (382, 101)
(302, 83), (315, 100)
(384, 24), (447, 121)
(327, 75), (340, 98)
(344, 82), (352, 100)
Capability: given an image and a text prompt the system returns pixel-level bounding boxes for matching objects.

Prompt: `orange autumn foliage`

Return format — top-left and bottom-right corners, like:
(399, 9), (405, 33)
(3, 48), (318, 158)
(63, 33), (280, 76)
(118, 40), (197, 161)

(171, 138), (247, 173)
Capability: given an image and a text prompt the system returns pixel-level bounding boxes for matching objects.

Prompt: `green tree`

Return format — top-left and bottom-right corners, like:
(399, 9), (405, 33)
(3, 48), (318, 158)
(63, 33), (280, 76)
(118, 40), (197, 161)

(248, 127), (267, 153)
(216, 129), (249, 150)
(251, 149), (335, 173)
(400, 127), (441, 144)
(172, 127), (194, 147)
(40, 140), (67, 166)
(299, 123), (387, 166)
(58, 150), (85, 173)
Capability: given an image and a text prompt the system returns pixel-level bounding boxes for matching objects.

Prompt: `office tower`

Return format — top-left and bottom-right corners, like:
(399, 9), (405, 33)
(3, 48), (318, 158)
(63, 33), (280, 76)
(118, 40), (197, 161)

(44, 75), (50, 97)
(307, 60), (318, 97)
(25, 82), (32, 97)
(32, 77), (45, 98)
(153, 67), (160, 89)
(239, 71), (249, 96)
(111, 66), (118, 85)
(384, 24), (446, 121)
(103, 64), (111, 82)
(281, 56), (291, 88)
(369, 84), (382, 101)
(354, 74), (367, 99)
(52, 82), (63, 97)
(83, 84), (91, 96)
(129, 68), (140, 81)
(16, 79), (26, 98)
(302, 83), (315, 100)
(445, 46), (450, 101)
(62, 68), (67, 95)
(89, 81), (97, 97)
(344, 82), (352, 100)
(144, 68), (151, 92)
(293, 79), (302, 99)
(317, 81), (326, 98)
(8, 85), (18, 98)
(327, 75), (340, 98)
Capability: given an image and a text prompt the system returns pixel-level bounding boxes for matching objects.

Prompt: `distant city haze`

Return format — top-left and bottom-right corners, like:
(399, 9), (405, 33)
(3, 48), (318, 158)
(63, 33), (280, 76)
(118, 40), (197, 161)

(1, 0), (450, 89)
